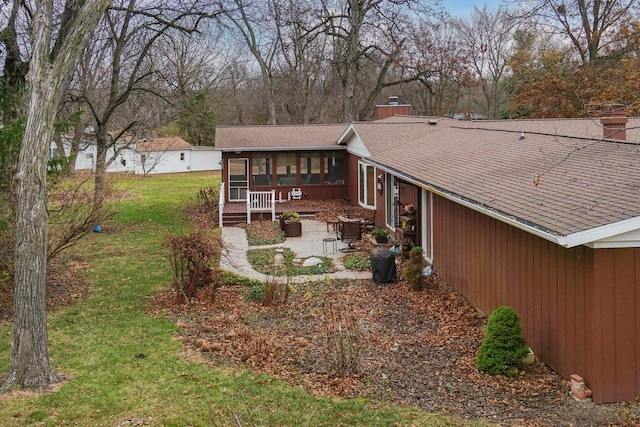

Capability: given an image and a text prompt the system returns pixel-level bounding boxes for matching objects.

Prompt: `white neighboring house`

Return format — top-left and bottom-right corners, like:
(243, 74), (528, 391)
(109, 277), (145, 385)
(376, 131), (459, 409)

(134, 137), (221, 174)
(49, 136), (221, 174)
(76, 141), (136, 173)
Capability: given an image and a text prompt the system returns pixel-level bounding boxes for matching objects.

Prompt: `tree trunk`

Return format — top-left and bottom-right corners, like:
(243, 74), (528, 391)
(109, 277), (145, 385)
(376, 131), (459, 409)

(2, 0), (111, 393)
(93, 136), (108, 217)
(2, 55), (62, 394)
(67, 111), (85, 176)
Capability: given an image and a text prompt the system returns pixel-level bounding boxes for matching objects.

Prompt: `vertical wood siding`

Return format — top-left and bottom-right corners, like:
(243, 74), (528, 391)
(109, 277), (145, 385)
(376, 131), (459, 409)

(432, 194), (640, 403)
(345, 153), (360, 206)
(592, 249), (640, 402)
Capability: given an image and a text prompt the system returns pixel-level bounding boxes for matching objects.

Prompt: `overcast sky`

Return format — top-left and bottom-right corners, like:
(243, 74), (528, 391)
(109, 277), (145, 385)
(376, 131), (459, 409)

(442, 0), (505, 17)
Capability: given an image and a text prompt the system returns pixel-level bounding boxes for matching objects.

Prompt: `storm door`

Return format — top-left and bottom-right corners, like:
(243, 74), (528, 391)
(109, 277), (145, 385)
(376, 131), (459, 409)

(228, 158), (249, 201)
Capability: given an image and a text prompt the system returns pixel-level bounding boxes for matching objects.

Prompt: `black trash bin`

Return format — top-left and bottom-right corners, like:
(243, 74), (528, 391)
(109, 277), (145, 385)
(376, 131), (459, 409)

(370, 248), (397, 283)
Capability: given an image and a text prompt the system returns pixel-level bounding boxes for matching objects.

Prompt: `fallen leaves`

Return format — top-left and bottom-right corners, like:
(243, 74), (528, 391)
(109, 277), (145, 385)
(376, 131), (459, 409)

(149, 275), (640, 426)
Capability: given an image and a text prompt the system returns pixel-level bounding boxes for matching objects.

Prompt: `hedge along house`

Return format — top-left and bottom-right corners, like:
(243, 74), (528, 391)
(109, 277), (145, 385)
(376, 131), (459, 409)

(338, 105), (640, 403)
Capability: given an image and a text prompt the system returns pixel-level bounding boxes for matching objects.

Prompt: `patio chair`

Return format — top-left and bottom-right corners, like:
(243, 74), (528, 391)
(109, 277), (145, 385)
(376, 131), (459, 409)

(290, 187), (303, 200)
(336, 216), (362, 252)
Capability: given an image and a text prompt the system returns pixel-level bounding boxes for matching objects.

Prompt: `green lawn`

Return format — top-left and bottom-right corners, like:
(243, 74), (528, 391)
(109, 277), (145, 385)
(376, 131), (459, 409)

(0, 172), (466, 426)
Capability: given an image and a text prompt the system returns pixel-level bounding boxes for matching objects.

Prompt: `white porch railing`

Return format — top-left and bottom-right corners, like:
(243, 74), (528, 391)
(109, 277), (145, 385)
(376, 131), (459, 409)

(218, 181), (225, 228)
(247, 189), (276, 224)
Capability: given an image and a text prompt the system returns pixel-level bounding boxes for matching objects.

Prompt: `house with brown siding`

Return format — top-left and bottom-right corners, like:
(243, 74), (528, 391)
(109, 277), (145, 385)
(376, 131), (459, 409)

(215, 105), (640, 403)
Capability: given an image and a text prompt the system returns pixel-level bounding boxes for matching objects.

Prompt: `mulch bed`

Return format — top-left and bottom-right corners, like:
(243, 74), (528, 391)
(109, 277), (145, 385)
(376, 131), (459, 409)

(150, 276), (640, 426)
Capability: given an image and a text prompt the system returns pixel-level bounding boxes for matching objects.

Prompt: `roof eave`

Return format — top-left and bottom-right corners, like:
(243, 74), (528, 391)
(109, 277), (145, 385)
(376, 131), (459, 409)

(336, 124), (357, 145)
(218, 146), (346, 152)
(562, 216), (640, 248)
(362, 159), (565, 245)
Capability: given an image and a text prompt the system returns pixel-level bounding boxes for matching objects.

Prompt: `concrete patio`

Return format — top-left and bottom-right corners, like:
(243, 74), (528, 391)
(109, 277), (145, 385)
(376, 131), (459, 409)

(219, 219), (377, 283)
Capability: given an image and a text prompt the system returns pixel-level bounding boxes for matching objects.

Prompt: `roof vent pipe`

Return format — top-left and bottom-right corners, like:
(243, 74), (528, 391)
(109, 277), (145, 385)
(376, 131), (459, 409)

(601, 104), (627, 141)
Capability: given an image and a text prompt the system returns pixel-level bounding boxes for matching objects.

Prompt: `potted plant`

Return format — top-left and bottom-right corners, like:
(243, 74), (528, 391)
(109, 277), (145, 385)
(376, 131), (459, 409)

(371, 227), (390, 244)
(280, 211), (302, 237)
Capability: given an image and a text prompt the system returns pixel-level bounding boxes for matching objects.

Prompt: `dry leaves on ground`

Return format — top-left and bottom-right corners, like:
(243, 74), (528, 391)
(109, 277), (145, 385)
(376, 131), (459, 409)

(150, 277), (640, 427)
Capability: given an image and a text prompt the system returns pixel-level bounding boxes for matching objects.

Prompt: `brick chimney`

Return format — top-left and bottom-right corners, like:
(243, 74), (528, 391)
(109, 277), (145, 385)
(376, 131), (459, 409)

(375, 96), (412, 120)
(601, 104), (627, 141)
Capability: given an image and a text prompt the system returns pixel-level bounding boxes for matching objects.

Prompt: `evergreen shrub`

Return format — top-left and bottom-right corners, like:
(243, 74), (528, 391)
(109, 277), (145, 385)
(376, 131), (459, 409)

(476, 306), (529, 377)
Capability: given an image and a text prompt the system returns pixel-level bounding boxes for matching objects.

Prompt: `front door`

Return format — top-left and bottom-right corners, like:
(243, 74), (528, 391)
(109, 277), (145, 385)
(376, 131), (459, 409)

(228, 158), (249, 201)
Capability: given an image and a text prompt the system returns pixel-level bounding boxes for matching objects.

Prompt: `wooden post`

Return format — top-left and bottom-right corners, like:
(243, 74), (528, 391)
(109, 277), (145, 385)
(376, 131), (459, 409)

(246, 190), (252, 224)
(270, 190), (276, 221)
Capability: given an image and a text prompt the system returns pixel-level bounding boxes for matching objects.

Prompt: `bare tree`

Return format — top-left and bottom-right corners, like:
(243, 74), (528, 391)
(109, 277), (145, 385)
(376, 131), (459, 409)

(68, 0), (211, 214)
(454, 6), (517, 119)
(156, 28), (229, 144)
(401, 18), (476, 116)
(214, 0), (281, 124)
(316, 0), (435, 122)
(270, 0), (334, 124)
(2, 0), (110, 393)
(522, 0), (638, 65)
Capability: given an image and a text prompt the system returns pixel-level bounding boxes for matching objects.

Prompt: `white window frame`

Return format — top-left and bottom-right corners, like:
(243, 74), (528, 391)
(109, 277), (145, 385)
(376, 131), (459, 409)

(385, 173), (397, 229)
(358, 161), (376, 209)
(421, 188), (433, 263)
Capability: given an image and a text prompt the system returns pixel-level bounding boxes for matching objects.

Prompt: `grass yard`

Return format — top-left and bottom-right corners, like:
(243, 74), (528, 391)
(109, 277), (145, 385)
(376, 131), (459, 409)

(0, 172), (458, 426)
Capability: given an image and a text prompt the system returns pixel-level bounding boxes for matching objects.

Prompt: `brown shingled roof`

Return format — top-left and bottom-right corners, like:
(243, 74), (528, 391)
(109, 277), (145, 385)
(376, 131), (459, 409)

(355, 121), (640, 237)
(215, 124), (347, 151)
(136, 137), (191, 151)
(459, 117), (640, 141)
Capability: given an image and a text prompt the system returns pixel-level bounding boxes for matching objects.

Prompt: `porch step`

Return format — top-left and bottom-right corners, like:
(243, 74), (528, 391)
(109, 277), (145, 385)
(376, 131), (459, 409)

(221, 212), (281, 226)
(221, 212), (247, 226)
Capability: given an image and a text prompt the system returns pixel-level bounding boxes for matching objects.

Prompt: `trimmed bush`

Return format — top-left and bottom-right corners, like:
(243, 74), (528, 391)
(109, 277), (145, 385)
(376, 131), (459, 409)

(402, 246), (428, 291)
(477, 306), (529, 377)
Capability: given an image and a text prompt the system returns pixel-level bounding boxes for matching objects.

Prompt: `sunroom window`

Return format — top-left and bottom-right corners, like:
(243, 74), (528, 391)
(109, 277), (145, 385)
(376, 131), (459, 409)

(276, 152), (297, 186)
(300, 153), (321, 184)
(252, 154), (272, 186)
(324, 152), (344, 184)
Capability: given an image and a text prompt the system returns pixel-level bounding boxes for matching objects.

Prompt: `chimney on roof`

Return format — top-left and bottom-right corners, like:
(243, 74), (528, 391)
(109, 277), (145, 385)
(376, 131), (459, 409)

(375, 96), (412, 120)
(601, 104), (627, 141)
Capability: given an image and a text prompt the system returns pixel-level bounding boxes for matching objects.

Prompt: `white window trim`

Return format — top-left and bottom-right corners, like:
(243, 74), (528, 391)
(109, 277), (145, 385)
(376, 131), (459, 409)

(421, 188), (433, 263)
(386, 173), (397, 230)
(358, 161), (376, 209)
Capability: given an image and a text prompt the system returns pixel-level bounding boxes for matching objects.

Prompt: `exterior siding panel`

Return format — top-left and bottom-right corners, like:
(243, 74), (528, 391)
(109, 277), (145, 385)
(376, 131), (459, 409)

(593, 249), (640, 402)
(431, 194), (640, 403)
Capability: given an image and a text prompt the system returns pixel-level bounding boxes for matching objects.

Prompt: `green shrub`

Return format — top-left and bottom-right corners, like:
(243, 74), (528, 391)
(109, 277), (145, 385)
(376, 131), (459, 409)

(371, 227), (390, 242)
(343, 254), (371, 271)
(245, 282), (265, 302)
(477, 306), (529, 377)
(219, 270), (263, 287)
(402, 246), (428, 291)
(280, 211), (300, 222)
